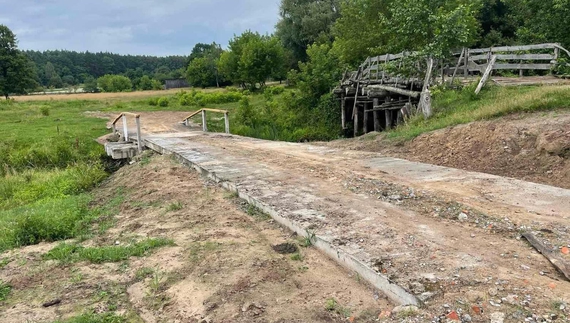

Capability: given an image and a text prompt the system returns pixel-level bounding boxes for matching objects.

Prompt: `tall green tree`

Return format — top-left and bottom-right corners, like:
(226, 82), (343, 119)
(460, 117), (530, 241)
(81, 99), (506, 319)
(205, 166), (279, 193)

(0, 25), (36, 99)
(276, 0), (340, 64)
(385, 0), (481, 57)
(506, 0), (570, 49)
(219, 32), (286, 90)
(477, 0), (518, 47)
(333, 0), (481, 66)
(186, 43), (223, 88)
(332, 0), (395, 66)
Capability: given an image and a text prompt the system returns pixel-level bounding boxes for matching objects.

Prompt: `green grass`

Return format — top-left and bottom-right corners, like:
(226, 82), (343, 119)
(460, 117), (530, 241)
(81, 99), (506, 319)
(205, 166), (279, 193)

(0, 195), (92, 252)
(166, 201), (184, 212)
(51, 312), (126, 323)
(388, 84), (570, 140)
(324, 298), (351, 317)
(44, 238), (175, 264)
(0, 280), (11, 302)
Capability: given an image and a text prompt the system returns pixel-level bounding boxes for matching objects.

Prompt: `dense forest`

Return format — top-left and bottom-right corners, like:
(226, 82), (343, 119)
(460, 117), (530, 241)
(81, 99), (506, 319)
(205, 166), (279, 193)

(24, 50), (187, 89)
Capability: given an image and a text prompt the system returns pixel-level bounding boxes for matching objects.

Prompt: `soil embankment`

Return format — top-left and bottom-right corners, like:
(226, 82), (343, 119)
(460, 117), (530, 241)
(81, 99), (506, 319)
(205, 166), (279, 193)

(325, 110), (570, 189)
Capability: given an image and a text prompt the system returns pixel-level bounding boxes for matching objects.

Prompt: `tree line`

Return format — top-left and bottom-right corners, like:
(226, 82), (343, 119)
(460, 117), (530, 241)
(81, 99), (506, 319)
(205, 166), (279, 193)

(25, 50), (187, 90)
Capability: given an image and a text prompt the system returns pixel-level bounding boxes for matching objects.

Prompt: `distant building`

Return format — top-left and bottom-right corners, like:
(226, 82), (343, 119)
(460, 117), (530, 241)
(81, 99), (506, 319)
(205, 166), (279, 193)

(164, 79), (189, 90)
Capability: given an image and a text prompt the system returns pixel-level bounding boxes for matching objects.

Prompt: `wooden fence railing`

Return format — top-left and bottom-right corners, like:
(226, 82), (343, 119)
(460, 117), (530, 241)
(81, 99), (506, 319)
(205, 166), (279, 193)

(182, 108), (230, 134)
(349, 43), (570, 84)
(111, 112), (143, 152)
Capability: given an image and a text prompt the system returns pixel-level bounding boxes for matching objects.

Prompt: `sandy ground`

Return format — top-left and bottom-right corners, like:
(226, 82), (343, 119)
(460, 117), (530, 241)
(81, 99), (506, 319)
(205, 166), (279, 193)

(9, 88), (200, 102)
(0, 155), (391, 323)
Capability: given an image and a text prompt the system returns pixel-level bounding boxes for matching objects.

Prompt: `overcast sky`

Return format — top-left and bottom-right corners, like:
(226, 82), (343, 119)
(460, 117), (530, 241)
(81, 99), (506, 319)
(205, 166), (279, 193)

(0, 0), (281, 56)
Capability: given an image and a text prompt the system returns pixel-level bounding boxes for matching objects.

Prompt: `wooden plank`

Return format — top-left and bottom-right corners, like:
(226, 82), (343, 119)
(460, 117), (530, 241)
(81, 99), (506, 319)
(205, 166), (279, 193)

(451, 48), (465, 84)
(363, 103), (369, 133)
(494, 63), (552, 70)
(419, 58), (434, 118)
(341, 98), (346, 129)
(464, 49), (469, 77)
(385, 110), (393, 130)
(491, 43), (558, 52)
(373, 98), (380, 132)
(522, 232), (570, 281)
(475, 55), (497, 95)
(183, 109), (203, 121)
(354, 104), (359, 137)
(201, 110), (208, 132)
(471, 53), (555, 61)
(111, 112), (141, 126)
(224, 112), (230, 134)
(366, 85), (421, 98)
(122, 115), (129, 142)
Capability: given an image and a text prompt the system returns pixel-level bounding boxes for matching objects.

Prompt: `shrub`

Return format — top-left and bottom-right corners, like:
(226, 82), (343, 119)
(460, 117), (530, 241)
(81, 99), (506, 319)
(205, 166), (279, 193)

(157, 97), (169, 107)
(264, 86), (285, 96)
(178, 90), (243, 106)
(97, 75), (133, 93)
(148, 97), (159, 106)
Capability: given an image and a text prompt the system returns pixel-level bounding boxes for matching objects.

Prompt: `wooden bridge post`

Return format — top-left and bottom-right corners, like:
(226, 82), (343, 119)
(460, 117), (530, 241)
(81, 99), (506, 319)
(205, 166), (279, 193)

(464, 49), (469, 78)
(122, 115), (129, 142)
(135, 116), (142, 152)
(373, 98), (380, 132)
(201, 110), (208, 132)
(363, 104), (369, 134)
(385, 110), (392, 130)
(341, 97), (346, 130)
(354, 104), (359, 137)
(224, 112), (230, 134)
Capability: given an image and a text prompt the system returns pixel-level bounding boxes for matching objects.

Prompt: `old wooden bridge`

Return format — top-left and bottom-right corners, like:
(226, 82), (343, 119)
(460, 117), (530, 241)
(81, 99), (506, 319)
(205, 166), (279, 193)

(335, 43), (570, 137)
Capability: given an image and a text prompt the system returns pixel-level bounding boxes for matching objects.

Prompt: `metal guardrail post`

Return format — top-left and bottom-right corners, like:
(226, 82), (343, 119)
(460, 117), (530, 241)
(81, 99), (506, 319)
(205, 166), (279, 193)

(135, 116), (142, 152)
(122, 115), (129, 141)
(224, 112), (230, 134)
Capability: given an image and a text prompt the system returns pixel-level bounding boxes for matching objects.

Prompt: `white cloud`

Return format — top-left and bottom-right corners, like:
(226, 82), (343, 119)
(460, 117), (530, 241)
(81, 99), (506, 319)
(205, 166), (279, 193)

(2, 0), (280, 55)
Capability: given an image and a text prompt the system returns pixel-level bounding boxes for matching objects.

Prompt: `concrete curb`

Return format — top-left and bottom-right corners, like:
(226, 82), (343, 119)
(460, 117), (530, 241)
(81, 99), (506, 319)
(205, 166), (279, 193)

(145, 139), (420, 306)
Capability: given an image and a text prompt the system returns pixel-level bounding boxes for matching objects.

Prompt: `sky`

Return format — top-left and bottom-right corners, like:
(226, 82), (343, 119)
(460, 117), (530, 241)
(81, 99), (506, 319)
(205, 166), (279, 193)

(0, 0), (281, 56)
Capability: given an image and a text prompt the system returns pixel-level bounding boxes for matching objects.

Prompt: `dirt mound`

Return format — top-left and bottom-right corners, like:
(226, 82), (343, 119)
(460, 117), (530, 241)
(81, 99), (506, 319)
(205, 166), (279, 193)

(1, 155), (391, 323)
(327, 110), (570, 189)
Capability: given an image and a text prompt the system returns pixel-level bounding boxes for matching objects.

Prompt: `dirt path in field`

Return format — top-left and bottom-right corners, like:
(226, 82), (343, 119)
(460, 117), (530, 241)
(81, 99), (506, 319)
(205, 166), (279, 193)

(0, 156), (391, 323)
(10, 88), (196, 102)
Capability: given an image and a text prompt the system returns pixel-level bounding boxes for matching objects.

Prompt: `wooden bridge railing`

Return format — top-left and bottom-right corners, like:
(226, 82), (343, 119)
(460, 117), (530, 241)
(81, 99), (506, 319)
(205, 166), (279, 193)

(182, 108), (230, 134)
(348, 43), (570, 84)
(111, 112), (143, 152)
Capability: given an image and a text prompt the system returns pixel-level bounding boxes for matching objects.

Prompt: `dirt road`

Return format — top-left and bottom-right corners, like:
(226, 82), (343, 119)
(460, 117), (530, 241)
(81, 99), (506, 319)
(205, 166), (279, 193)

(143, 131), (570, 323)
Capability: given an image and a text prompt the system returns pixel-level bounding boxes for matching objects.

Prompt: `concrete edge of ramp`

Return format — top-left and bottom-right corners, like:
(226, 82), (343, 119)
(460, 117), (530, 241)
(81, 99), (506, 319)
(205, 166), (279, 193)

(145, 139), (420, 307)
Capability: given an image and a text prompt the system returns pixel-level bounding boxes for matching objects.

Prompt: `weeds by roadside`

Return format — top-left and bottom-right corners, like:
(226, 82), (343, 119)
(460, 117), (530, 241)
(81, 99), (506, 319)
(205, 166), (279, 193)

(44, 238), (175, 264)
(51, 312), (126, 323)
(0, 281), (11, 302)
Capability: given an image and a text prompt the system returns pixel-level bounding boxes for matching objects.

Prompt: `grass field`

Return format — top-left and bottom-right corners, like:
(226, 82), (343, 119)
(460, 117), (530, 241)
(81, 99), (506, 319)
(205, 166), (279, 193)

(0, 87), (272, 254)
